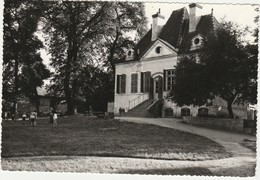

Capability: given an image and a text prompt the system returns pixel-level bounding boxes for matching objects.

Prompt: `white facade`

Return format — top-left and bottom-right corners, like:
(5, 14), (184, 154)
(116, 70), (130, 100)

(114, 39), (178, 114)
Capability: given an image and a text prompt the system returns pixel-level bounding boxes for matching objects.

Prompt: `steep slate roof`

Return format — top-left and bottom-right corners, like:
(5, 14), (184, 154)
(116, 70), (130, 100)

(179, 15), (218, 53)
(123, 6), (217, 63)
(158, 8), (189, 49)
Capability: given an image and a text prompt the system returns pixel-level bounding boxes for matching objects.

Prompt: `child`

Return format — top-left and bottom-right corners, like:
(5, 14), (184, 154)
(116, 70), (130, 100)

(53, 111), (58, 126)
(30, 111), (37, 127)
(22, 113), (26, 124)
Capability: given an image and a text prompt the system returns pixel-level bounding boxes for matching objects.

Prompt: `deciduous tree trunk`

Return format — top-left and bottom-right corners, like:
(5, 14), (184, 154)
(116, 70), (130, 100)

(227, 100), (234, 119)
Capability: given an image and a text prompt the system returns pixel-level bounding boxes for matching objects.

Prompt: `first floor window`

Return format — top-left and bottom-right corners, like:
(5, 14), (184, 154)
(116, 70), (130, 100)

(164, 69), (175, 91)
(116, 74), (126, 94)
(131, 73), (138, 93)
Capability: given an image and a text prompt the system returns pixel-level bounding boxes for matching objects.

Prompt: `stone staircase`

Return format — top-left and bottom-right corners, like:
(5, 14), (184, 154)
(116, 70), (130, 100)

(124, 100), (156, 117)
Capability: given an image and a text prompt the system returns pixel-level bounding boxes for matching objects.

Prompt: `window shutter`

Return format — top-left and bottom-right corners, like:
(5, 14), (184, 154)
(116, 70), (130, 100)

(146, 71), (151, 92)
(121, 74), (126, 93)
(149, 76), (154, 99)
(141, 72), (144, 92)
(131, 74), (134, 93)
(136, 74), (138, 93)
(116, 75), (120, 94)
(163, 70), (166, 91)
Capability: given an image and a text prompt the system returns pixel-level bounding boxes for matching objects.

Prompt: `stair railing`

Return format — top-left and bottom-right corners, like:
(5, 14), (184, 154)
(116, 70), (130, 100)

(128, 94), (149, 110)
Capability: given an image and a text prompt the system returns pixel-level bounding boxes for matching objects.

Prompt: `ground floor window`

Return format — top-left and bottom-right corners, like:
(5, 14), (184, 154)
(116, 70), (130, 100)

(181, 107), (190, 116)
(131, 73), (138, 93)
(164, 108), (173, 117)
(164, 69), (175, 91)
(116, 74), (126, 94)
(141, 71), (151, 93)
(198, 107), (209, 117)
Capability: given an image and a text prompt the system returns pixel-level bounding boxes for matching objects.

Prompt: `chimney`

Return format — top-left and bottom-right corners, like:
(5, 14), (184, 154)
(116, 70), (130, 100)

(151, 9), (165, 41)
(189, 3), (203, 33)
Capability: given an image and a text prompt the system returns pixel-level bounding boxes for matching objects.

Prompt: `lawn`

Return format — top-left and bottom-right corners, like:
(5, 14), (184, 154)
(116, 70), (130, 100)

(1, 114), (231, 160)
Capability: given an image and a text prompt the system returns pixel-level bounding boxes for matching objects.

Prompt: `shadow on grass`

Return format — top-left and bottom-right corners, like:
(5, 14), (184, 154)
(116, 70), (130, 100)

(118, 167), (213, 176)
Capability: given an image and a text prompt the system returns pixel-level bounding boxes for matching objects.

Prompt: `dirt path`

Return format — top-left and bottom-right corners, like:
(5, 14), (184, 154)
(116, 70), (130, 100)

(1, 117), (256, 176)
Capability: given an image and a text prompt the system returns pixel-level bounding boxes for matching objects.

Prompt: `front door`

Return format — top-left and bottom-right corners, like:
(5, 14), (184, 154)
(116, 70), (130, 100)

(154, 76), (163, 100)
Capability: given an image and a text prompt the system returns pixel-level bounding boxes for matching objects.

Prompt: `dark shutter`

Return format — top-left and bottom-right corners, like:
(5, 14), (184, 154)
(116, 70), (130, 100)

(141, 72), (144, 92)
(131, 74), (138, 93)
(145, 71), (151, 92)
(121, 74), (126, 93)
(163, 69), (166, 91)
(131, 74), (134, 93)
(116, 75), (120, 94)
(149, 76), (154, 100)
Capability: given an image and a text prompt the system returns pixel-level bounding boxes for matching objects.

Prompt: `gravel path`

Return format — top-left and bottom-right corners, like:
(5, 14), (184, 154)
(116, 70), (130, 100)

(1, 117), (256, 176)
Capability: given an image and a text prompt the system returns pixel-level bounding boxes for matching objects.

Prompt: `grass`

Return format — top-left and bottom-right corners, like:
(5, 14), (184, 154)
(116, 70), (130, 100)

(2, 114), (231, 160)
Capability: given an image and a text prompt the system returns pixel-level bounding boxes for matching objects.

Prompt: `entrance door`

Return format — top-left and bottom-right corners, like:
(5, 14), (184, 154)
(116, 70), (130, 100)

(154, 76), (163, 100)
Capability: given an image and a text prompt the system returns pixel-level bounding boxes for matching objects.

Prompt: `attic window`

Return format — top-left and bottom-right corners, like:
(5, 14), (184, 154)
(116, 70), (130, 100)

(194, 38), (200, 45)
(155, 46), (162, 54)
(128, 51), (132, 56)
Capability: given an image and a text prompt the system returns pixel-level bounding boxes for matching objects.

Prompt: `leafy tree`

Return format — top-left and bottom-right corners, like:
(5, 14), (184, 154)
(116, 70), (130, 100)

(3, 0), (50, 114)
(169, 55), (213, 106)
(19, 55), (51, 113)
(103, 2), (147, 70)
(39, 1), (112, 114)
(40, 1), (147, 114)
(170, 20), (257, 118)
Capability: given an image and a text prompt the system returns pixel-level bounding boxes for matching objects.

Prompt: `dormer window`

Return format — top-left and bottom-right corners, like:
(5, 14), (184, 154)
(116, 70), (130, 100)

(194, 38), (200, 45)
(128, 51), (132, 56)
(126, 48), (134, 61)
(190, 35), (203, 51)
(155, 46), (162, 54)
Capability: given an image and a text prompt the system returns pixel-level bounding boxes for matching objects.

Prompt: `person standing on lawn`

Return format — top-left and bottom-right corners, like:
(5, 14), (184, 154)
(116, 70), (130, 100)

(30, 111), (37, 127)
(53, 110), (58, 126)
(22, 112), (26, 124)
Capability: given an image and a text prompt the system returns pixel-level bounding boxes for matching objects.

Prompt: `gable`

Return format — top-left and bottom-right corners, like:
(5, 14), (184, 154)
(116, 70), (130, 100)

(141, 39), (177, 60)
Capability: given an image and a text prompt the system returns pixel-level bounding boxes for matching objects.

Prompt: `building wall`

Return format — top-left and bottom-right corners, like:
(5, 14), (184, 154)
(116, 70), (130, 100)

(162, 96), (247, 119)
(114, 55), (178, 114)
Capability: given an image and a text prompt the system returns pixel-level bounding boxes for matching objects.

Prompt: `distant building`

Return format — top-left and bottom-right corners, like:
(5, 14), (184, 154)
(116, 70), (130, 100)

(17, 87), (66, 115)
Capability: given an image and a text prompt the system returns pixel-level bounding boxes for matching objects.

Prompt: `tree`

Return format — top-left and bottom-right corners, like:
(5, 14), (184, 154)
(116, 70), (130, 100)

(103, 2), (147, 71)
(40, 1), (147, 114)
(3, 0), (50, 114)
(170, 20), (257, 118)
(39, 1), (112, 114)
(169, 55), (213, 107)
(19, 55), (51, 113)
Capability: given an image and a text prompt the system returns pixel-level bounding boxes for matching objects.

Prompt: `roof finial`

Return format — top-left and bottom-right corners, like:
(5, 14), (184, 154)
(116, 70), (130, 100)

(158, 8), (161, 14)
(211, 8), (214, 16)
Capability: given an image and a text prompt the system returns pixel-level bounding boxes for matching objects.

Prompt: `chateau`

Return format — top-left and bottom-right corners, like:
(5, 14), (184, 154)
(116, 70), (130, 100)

(113, 3), (247, 118)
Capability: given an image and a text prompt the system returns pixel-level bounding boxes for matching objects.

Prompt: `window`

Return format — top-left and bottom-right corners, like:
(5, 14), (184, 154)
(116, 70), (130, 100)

(131, 73), (138, 93)
(141, 72), (151, 93)
(116, 74), (126, 94)
(181, 108), (190, 116)
(164, 108), (173, 117)
(155, 46), (162, 54)
(194, 38), (200, 45)
(164, 69), (175, 91)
